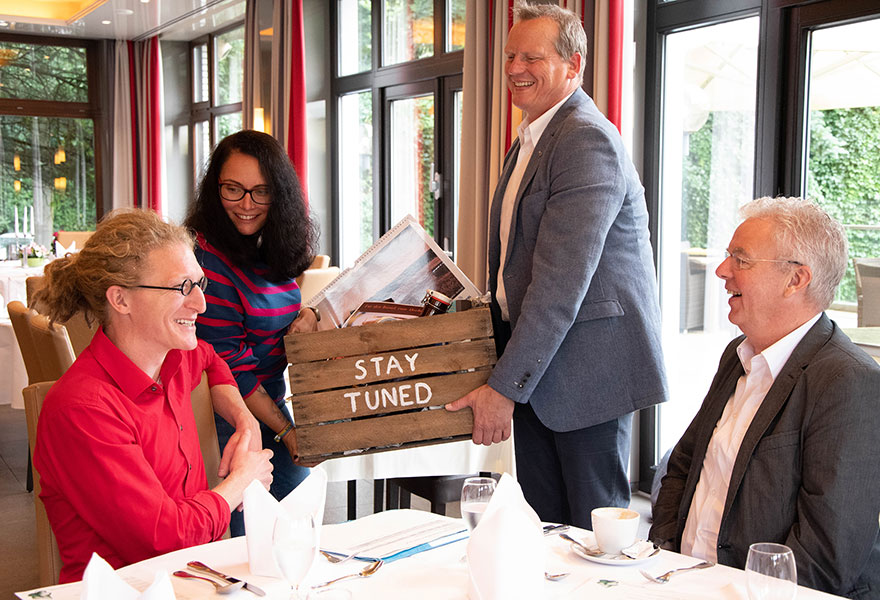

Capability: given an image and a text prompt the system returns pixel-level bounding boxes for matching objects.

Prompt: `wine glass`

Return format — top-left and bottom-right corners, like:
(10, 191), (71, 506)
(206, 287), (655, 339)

(746, 542), (798, 600)
(273, 513), (317, 599)
(460, 476), (496, 533)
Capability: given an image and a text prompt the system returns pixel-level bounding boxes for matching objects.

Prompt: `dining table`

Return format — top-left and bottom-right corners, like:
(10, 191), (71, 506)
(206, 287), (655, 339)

(15, 508), (844, 600)
(0, 259), (45, 409)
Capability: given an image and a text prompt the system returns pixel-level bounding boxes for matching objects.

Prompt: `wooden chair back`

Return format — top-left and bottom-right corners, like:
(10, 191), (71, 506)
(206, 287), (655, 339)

(191, 372), (222, 489)
(7, 300), (45, 383)
(27, 312), (75, 381)
(854, 258), (880, 327)
(55, 230), (93, 250)
(23, 381), (62, 586)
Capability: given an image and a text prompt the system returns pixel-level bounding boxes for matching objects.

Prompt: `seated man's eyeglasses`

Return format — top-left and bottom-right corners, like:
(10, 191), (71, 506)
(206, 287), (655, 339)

(724, 250), (803, 271)
(134, 277), (209, 297)
(219, 182), (272, 205)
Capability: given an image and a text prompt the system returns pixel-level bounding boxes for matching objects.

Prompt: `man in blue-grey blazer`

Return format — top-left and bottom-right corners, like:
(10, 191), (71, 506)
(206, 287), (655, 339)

(447, 4), (666, 529)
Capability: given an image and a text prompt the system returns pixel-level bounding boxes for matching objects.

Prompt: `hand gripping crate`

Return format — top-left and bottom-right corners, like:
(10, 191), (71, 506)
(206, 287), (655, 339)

(283, 307), (496, 463)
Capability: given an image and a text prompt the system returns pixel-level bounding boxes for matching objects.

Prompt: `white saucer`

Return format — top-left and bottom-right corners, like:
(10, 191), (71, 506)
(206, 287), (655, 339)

(570, 541), (659, 566)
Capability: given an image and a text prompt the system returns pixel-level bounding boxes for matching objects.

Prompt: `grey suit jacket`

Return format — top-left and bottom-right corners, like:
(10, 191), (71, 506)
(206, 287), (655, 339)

(651, 315), (880, 599)
(487, 88), (666, 431)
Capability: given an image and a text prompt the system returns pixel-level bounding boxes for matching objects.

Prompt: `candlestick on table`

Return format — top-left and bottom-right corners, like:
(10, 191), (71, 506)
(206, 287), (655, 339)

(14, 206), (18, 236)
(22, 207), (26, 237)
(29, 206), (33, 236)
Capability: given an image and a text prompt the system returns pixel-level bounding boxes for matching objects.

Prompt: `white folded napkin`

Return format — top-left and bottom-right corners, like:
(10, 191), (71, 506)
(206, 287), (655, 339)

(244, 467), (327, 578)
(81, 553), (176, 600)
(466, 473), (545, 600)
(55, 239), (76, 256)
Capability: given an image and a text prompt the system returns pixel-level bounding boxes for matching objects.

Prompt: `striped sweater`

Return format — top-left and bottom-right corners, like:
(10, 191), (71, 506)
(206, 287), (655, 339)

(193, 232), (301, 404)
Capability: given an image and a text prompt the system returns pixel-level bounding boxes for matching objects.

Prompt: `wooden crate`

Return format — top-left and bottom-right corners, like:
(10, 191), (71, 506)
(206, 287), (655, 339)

(284, 307), (496, 462)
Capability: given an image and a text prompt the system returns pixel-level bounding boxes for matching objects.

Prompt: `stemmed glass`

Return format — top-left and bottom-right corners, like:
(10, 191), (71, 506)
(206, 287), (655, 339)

(746, 542), (798, 600)
(460, 477), (496, 533)
(273, 513), (318, 599)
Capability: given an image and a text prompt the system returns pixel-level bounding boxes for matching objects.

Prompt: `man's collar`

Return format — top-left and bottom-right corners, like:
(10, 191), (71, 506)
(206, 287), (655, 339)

(90, 327), (181, 399)
(737, 312), (822, 379)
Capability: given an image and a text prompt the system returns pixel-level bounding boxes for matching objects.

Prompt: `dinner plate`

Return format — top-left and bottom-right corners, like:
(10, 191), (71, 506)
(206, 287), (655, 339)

(570, 541), (660, 566)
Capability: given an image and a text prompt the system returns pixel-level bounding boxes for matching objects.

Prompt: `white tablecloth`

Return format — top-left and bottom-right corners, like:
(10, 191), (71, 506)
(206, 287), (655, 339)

(0, 260), (44, 409)
(15, 509), (843, 600)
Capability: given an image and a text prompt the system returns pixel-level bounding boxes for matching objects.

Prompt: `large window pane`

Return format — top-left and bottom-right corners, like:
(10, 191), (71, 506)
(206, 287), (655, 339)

(452, 89), (462, 253)
(0, 116), (95, 256)
(805, 18), (880, 314)
(0, 42), (87, 102)
(193, 42), (209, 104)
(390, 95), (434, 235)
(338, 0), (372, 75)
(216, 112), (242, 141)
(215, 26), (244, 106)
(657, 17), (759, 454)
(384, 0), (433, 65)
(194, 120), (210, 181)
(447, 0), (465, 52)
(338, 91), (373, 268)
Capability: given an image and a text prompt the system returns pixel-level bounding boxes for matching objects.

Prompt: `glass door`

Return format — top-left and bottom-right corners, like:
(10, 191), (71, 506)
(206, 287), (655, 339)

(655, 17), (760, 455)
(804, 17), (880, 325)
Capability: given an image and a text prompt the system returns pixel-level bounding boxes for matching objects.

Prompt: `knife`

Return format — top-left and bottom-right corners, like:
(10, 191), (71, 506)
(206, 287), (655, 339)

(187, 560), (266, 596)
(542, 524), (570, 536)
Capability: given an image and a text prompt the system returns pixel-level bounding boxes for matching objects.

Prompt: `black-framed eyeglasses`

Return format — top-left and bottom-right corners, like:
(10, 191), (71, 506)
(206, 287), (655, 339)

(134, 277), (209, 296)
(219, 182), (272, 205)
(724, 250), (803, 271)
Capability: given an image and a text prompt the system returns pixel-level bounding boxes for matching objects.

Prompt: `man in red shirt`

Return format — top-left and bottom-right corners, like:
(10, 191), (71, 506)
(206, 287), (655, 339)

(33, 209), (274, 582)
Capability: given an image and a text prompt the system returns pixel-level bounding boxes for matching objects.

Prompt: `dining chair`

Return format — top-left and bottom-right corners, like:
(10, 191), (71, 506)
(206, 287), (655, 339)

(26, 276), (97, 357)
(22, 380), (62, 587)
(54, 230), (93, 251)
(8, 300), (45, 493)
(854, 258), (880, 327)
(386, 473), (501, 516)
(190, 371), (230, 538)
(27, 312), (76, 380)
(297, 266), (341, 304)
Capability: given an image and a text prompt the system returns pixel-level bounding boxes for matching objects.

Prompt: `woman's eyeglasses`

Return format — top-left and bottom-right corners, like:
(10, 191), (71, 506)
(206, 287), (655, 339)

(134, 277), (209, 296)
(219, 182), (272, 205)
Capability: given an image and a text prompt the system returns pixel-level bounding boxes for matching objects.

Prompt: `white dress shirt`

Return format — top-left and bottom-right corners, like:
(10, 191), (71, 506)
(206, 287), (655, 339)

(681, 313), (821, 562)
(496, 91), (574, 321)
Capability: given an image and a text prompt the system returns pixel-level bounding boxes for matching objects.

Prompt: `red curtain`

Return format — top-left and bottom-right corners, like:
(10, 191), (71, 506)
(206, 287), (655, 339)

(127, 38), (163, 213)
(287, 0), (309, 206)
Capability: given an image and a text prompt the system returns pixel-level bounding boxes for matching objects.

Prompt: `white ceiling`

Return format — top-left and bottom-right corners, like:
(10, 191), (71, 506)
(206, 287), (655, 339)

(0, 0), (245, 41)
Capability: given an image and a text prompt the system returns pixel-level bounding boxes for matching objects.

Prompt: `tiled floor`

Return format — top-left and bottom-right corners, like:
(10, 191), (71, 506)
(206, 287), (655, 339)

(0, 404), (653, 598)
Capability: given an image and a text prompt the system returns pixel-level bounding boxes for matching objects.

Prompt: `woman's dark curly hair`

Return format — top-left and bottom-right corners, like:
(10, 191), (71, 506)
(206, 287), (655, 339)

(185, 130), (317, 282)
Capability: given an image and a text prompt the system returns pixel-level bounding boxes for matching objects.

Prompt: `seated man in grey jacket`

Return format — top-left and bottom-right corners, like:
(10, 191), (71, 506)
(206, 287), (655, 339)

(650, 196), (880, 599)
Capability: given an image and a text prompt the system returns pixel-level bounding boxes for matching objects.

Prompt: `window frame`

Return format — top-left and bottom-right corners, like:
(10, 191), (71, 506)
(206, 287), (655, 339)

(329, 0), (464, 262)
(0, 32), (106, 221)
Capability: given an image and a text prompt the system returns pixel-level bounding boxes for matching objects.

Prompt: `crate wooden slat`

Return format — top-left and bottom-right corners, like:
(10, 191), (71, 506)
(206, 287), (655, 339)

(285, 308), (493, 363)
(295, 409), (474, 460)
(288, 338), (496, 394)
(285, 307), (495, 462)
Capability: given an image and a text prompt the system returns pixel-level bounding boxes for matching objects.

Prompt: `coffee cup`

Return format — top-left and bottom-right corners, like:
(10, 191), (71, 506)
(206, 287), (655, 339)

(591, 506), (640, 555)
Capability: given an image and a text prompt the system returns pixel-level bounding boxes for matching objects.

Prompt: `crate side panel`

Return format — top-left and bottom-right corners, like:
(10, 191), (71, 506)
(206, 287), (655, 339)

(290, 369), (491, 424)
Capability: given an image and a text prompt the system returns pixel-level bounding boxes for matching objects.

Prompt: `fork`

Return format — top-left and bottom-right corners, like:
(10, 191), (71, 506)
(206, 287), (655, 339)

(321, 549), (357, 564)
(640, 560), (714, 583)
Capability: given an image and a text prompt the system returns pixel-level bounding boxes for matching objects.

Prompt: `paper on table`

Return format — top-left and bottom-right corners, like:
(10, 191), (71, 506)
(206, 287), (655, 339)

(320, 509), (467, 562)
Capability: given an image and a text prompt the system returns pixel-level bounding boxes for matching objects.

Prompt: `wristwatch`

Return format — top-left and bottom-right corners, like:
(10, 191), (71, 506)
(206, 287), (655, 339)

(310, 306), (321, 322)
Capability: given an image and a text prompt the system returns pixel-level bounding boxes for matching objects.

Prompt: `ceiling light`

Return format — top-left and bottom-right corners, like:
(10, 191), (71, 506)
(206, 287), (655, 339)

(101, 20), (111, 25)
(141, 0), (150, 3)
(115, 9), (134, 16)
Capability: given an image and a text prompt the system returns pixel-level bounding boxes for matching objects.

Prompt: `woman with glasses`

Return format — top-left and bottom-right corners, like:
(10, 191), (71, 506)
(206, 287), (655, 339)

(186, 130), (319, 536)
(32, 209), (273, 582)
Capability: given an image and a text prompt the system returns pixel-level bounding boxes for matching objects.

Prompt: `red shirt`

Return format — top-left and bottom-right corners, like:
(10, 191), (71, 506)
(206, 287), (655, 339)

(34, 327), (235, 582)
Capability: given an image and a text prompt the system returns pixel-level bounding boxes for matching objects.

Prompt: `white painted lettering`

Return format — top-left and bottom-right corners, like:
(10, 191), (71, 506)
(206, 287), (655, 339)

(387, 355), (403, 375)
(370, 356), (383, 376)
(415, 382), (432, 404)
(344, 391), (361, 413)
(365, 390), (380, 410)
(399, 384), (413, 406)
(380, 386), (398, 407)
(404, 353), (419, 372)
(354, 360), (367, 380)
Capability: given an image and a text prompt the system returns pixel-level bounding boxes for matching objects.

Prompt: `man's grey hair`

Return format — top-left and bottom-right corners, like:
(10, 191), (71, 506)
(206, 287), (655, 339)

(740, 196), (848, 310)
(514, 3), (588, 82)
